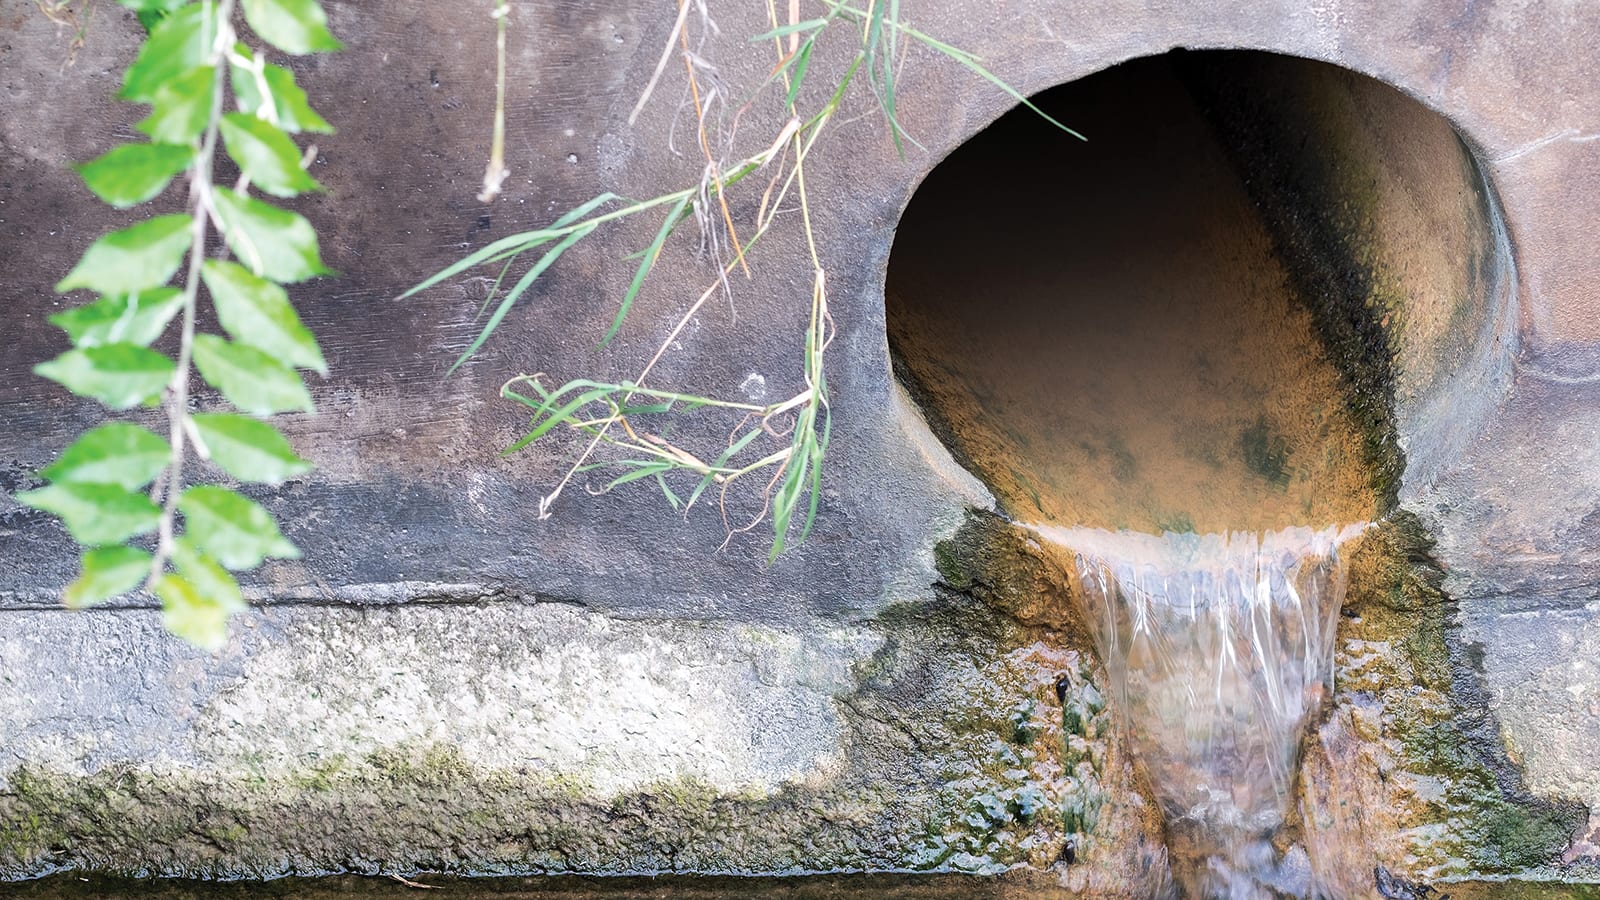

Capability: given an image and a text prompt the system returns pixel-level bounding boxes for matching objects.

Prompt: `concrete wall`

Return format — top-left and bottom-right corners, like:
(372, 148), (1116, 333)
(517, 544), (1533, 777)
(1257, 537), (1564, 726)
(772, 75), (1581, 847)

(4, 0), (1600, 891)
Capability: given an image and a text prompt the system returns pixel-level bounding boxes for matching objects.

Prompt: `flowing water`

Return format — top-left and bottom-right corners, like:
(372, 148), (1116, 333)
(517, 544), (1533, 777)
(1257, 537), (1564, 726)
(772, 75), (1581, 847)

(884, 55), (1400, 897)
(1032, 523), (1367, 898)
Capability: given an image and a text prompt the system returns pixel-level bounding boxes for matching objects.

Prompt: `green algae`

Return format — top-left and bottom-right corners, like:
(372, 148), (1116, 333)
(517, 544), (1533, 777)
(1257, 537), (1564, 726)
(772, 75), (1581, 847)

(1240, 417), (1293, 489)
(0, 871), (1046, 899)
(1336, 515), (1586, 878)
(914, 511), (1165, 890)
(2, 543), (1139, 888)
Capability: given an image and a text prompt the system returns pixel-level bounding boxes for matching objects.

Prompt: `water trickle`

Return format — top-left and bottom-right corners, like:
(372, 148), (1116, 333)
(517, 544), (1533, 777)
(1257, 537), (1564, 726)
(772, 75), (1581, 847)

(1031, 522), (1368, 898)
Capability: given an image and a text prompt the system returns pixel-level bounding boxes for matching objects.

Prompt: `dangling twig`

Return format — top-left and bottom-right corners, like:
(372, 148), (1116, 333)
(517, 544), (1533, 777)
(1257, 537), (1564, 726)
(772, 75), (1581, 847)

(478, 0), (511, 202)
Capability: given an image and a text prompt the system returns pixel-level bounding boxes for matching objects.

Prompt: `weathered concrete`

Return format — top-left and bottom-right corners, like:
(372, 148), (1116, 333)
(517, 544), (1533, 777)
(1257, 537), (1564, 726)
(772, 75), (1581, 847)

(884, 47), (1586, 890)
(0, 522), (1167, 891)
(4, 0), (1600, 892)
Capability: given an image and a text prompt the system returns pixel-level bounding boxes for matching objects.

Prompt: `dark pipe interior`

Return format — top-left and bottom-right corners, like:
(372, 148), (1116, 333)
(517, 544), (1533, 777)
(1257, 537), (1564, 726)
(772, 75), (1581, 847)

(886, 51), (1397, 535)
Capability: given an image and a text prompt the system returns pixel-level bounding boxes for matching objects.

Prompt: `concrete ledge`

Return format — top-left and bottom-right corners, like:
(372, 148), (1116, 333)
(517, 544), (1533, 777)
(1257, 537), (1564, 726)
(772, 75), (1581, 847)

(0, 582), (1162, 889)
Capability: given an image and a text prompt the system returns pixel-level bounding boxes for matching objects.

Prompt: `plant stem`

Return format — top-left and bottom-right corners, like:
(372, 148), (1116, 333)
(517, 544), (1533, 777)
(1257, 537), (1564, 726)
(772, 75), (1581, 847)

(478, 0), (509, 203)
(147, 0), (236, 590)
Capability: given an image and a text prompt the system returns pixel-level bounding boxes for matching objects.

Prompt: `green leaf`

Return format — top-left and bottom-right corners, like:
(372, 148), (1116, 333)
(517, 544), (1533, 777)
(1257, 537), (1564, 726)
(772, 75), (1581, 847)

(394, 192), (619, 302)
(154, 573), (232, 650)
(191, 334), (314, 416)
(202, 260), (326, 372)
(212, 188), (331, 283)
(179, 484), (299, 569)
(15, 482), (161, 546)
(34, 345), (175, 409)
(75, 143), (193, 208)
(120, 2), (217, 102)
(447, 225), (593, 375)
(137, 65), (216, 145)
(192, 413), (311, 484)
(749, 18), (830, 41)
(171, 537), (249, 609)
(605, 194), (693, 346)
(56, 214), (191, 295)
(241, 0), (342, 54)
(64, 545), (153, 608)
(40, 423), (170, 490)
(219, 113), (321, 198)
(686, 425), (764, 510)
(230, 51), (333, 134)
(49, 288), (184, 347)
(785, 38), (815, 112)
(503, 382), (616, 453)
(894, 22), (1085, 141)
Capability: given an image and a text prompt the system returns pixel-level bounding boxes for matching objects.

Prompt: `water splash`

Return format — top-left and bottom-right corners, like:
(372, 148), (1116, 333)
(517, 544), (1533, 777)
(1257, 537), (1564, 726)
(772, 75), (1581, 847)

(1030, 522), (1368, 898)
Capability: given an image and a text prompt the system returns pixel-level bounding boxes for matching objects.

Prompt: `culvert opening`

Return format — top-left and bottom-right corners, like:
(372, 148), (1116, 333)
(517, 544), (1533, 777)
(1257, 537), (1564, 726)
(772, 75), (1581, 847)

(888, 50), (1508, 897)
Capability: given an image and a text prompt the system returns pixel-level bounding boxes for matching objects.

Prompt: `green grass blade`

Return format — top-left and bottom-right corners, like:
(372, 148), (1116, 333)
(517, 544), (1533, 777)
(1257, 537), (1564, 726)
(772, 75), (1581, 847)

(798, 405), (831, 544)
(398, 231), (555, 301)
(656, 472), (683, 510)
(769, 404), (818, 561)
(902, 27), (1085, 140)
(476, 254), (519, 320)
(750, 18), (829, 41)
(886, 0), (900, 67)
(602, 193), (693, 347)
(399, 192), (619, 302)
(685, 425), (764, 510)
(605, 461), (673, 490)
(864, 0), (885, 61)
(863, 0), (903, 156)
(447, 224), (594, 375)
(501, 378), (611, 419)
(501, 384), (553, 411)
(879, 0), (906, 154)
(504, 386), (616, 454)
(617, 401), (674, 415)
(785, 38), (815, 112)
(505, 378), (614, 409)
(768, 454), (807, 561)
(549, 191), (620, 228)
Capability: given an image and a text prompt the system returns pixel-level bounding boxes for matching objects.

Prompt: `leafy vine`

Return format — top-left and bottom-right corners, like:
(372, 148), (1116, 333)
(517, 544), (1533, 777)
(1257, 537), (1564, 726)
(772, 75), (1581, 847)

(15, 0), (339, 647)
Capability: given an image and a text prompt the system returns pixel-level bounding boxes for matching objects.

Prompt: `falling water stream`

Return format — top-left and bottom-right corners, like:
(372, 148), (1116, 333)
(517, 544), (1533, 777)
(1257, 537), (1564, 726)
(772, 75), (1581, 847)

(881, 49), (1525, 899)
(1032, 523), (1368, 897)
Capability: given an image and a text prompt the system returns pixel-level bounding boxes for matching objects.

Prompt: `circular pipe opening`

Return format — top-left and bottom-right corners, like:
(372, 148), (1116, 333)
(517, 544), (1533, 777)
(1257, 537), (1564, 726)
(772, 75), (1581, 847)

(886, 49), (1511, 535)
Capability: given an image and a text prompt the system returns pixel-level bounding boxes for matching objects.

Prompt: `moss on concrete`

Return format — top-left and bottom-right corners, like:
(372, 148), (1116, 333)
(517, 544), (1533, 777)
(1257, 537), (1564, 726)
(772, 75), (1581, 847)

(0, 548), (1160, 893)
(1308, 515), (1587, 882)
(0, 871), (1070, 899)
(912, 511), (1169, 893)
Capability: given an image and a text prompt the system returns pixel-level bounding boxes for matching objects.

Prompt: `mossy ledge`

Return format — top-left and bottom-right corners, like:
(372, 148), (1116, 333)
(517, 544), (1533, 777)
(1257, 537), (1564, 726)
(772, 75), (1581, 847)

(2, 566), (1163, 894)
